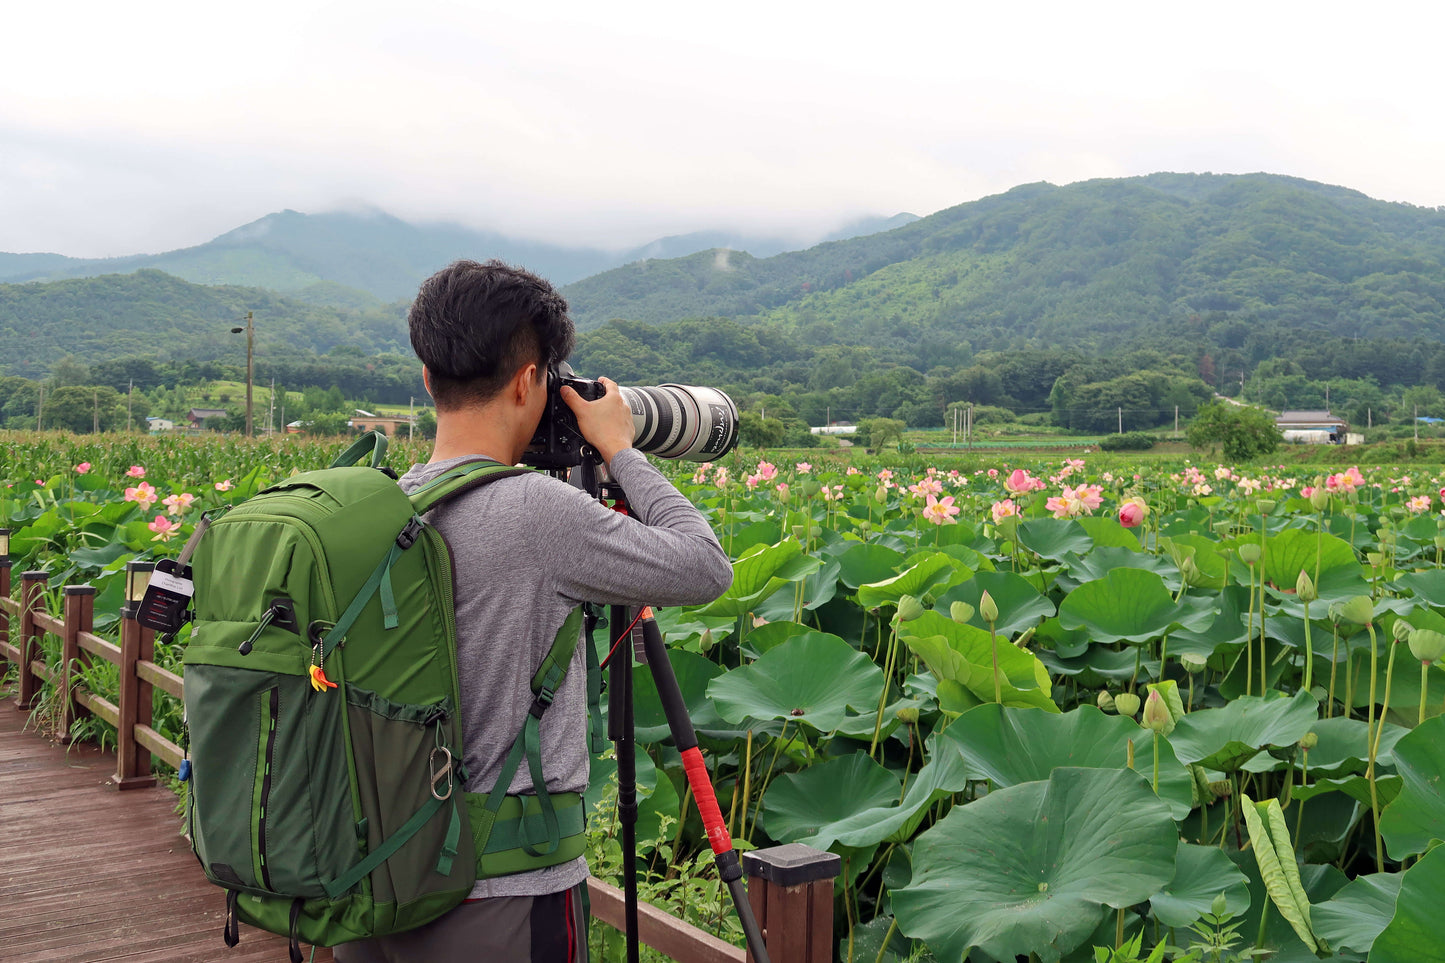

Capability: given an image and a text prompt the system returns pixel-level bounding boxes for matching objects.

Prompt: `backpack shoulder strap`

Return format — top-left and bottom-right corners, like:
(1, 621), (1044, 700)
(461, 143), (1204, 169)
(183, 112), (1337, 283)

(408, 459), (533, 515)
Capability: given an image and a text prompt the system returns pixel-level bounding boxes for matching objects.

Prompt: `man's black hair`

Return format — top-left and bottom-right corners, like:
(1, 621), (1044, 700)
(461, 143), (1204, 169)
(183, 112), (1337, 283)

(409, 259), (575, 409)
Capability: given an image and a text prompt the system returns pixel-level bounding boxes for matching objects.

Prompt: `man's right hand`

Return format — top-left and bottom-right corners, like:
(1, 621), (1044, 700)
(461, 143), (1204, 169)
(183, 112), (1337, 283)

(560, 376), (635, 464)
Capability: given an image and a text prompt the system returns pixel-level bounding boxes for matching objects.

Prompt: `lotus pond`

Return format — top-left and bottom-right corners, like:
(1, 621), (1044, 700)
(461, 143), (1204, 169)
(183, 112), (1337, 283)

(4, 434), (1445, 963)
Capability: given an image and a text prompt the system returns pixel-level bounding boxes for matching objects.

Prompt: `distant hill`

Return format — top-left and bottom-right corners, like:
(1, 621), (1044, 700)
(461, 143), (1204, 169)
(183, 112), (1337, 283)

(560, 173), (1445, 367)
(0, 209), (917, 304)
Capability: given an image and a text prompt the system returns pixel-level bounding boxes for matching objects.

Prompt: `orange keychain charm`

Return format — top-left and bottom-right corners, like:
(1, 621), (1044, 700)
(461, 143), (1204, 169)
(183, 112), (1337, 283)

(309, 663), (337, 691)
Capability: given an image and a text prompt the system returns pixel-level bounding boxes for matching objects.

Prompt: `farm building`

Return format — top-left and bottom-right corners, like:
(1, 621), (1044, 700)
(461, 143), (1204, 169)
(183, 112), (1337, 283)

(1276, 410), (1348, 444)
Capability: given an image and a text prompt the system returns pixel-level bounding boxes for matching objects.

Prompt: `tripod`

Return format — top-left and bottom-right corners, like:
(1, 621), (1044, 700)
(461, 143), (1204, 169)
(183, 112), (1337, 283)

(572, 460), (770, 963)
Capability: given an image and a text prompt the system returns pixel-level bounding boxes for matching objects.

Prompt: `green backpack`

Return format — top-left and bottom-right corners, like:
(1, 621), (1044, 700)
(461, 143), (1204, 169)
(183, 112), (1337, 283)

(182, 433), (597, 959)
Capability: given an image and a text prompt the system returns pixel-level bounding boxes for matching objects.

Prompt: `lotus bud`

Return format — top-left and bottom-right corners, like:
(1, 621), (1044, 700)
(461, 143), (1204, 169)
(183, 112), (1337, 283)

(1180, 653), (1207, 674)
(1337, 595), (1374, 626)
(979, 590), (999, 624)
(1309, 487), (1331, 511)
(1299, 731), (1318, 750)
(1097, 690), (1116, 712)
(1179, 555), (1200, 586)
(1237, 543), (1262, 565)
(1295, 569), (1317, 603)
(1114, 692), (1141, 718)
(699, 628), (715, 654)
(875, 485), (888, 503)
(949, 601), (975, 624)
(1256, 499), (1276, 515)
(1210, 892), (1229, 918)
(896, 594), (925, 623)
(1143, 690), (1170, 733)
(1408, 627), (1445, 665)
(1392, 619), (1414, 644)
(896, 706), (920, 725)
(857, 520), (872, 533)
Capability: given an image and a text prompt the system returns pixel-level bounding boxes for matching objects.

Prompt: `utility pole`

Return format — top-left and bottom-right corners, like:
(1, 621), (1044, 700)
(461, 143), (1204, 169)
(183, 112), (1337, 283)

(967, 403), (973, 448)
(1415, 405), (1419, 442)
(36, 382), (43, 430)
(128, 379), (134, 431)
(409, 396), (415, 441)
(1118, 407), (1123, 434)
(1174, 405), (1179, 438)
(269, 378), (276, 435)
(1368, 408), (1372, 429)
(93, 390), (99, 433)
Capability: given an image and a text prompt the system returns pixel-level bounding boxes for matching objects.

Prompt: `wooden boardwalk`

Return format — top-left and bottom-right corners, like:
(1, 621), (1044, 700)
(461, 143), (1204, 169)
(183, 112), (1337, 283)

(1, 703), (332, 963)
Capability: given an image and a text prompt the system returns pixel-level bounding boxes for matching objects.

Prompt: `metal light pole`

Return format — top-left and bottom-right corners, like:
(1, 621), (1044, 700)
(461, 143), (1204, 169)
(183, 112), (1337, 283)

(230, 311), (254, 437)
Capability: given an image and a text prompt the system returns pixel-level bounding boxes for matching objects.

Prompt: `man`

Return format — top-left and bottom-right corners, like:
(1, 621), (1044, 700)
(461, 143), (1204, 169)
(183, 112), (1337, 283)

(334, 260), (732, 963)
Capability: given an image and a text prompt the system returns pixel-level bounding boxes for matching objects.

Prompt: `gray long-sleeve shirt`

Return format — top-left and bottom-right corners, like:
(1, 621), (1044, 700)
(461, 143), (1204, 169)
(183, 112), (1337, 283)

(399, 448), (732, 897)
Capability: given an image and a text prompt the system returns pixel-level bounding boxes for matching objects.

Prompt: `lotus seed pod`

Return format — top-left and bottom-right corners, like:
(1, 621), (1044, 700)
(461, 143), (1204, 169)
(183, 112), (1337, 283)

(809, 524), (822, 538)
(858, 520), (872, 533)
(1209, 779), (1233, 798)
(1114, 692), (1141, 718)
(949, 601), (975, 624)
(979, 590), (999, 624)
(875, 485), (888, 503)
(1256, 499), (1276, 515)
(1238, 543), (1262, 565)
(1295, 569), (1317, 603)
(1309, 487), (1331, 511)
(896, 594), (925, 622)
(1367, 552), (1385, 568)
(1433, 535), (1445, 551)
(1299, 731), (1318, 750)
(1143, 690), (1171, 733)
(791, 525), (808, 541)
(1392, 619), (1414, 644)
(1337, 595), (1374, 626)
(1097, 690), (1116, 712)
(699, 628), (714, 654)
(1408, 627), (1445, 665)
(801, 479), (822, 497)
(896, 706), (920, 725)
(1180, 653), (1207, 674)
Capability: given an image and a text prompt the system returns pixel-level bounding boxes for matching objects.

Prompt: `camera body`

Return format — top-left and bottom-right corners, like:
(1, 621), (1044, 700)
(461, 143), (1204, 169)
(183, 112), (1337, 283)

(524, 363), (739, 470)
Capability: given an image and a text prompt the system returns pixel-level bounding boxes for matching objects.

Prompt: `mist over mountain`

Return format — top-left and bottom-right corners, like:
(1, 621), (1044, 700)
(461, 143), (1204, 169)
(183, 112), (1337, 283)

(0, 208), (918, 303)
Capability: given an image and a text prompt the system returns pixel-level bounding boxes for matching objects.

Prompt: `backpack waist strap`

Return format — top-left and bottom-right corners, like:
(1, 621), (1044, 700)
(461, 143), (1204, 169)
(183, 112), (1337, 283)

(466, 791), (587, 879)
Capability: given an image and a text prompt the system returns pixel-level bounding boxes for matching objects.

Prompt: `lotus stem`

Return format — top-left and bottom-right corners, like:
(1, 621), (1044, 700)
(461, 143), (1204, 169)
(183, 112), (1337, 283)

(1327, 621), (1341, 718)
(1116, 907), (1125, 950)
(873, 916), (900, 963)
(1302, 599), (1314, 694)
(748, 720), (791, 843)
(1421, 661), (1430, 726)
(869, 620), (902, 759)
(731, 729), (752, 839)
(1152, 731), (1160, 794)
(1366, 630), (1394, 875)
(1294, 746), (1309, 849)
(989, 623), (1001, 704)
(1245, 563), (1256, 697)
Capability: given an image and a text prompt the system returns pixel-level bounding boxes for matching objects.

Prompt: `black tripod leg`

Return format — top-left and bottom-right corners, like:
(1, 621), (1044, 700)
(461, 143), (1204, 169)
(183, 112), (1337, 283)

(637, 610), (770, 963)
(608, 603), (640, 963)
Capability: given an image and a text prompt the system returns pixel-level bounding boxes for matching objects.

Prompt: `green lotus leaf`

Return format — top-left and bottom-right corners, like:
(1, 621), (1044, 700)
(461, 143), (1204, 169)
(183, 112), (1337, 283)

(1074, 515), (1142, 551)
(1059, 567), (1214, 644)
(1395, 569), (1445, 607)
(1037, 645), (1156, 686)
(760, 753), (901, 844)
(1149, 841), (1252, 928)
(891, 767), (1178, 963)
(693, 538), (818, 617)
(1033, 617), (1092, 659)
(1370, 845), (1445, 963)
(1310, 871), (1403, 958)
(1255, 527), (1363, 589)
(856, 553), (956, 610)
(706, 631), (883, 732)
(1380, 714), (1445, 859)
(1167, 690), (1320, 772)
(1161, 533), (1229, 589)
(1298, 716), (1410, 778)
(833, 542), (906, 590)
(901, 610), (1057, 712)
(1059, 544), (1177, 592)
(1289, 773), (1402, 809)
(1016, 517), (1093, 561)
(1169, 583), (1250, 663)
(934, 570), (1055, 636)
(753, 555), (842, 623)
(931, 704), (1194, 818)
(631, 649), (732, 743)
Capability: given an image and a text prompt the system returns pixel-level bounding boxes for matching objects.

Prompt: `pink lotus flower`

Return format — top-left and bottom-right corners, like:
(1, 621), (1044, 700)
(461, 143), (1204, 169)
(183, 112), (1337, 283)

(713, 467), (729, 487)
(215, 479), (235, 492)
(987, 468), (999, 478)
(74, 462), (91, 474)
(1300, 486), (1316, 498)
(1005, 469), (1044, 494)
(991, 499), (1019, 524)
(162, 492), (196, 515)
(877, 469), (894, 483)
(922, 493), (960, 525)
(756, 461), (778, 482)
(795, 462), (812, 474)
(1118, 498), (1148, 528)
(909, 477), (944, 497)
(1408, 495), (1432, 513)
(124, 481), (159, 511)
(775, 482), (789, 499)
(1326, 467), (1365, 493)
(125, 465), (146, 478)
(148, 515), (180, 542)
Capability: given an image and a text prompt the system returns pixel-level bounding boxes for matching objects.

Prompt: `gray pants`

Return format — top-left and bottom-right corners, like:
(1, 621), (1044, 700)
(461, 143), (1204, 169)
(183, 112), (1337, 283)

(333, 883), (589, 962)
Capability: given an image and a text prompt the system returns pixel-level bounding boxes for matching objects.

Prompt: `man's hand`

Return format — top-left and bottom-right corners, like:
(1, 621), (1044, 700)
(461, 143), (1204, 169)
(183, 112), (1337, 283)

(560, 376), (635, 464)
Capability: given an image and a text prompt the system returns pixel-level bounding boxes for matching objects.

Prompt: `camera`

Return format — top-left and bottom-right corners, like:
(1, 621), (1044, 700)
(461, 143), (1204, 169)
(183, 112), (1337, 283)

(524, 363), (739, 470)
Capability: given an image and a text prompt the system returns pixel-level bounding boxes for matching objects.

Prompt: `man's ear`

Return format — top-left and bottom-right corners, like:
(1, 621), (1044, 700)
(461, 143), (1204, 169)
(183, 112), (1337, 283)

(514, 363), (539, 405)
(421, 365), (434, 399)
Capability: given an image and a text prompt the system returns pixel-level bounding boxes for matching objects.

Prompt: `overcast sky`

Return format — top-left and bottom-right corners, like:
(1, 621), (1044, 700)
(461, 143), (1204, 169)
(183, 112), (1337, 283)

(4, 0), (1443, 258)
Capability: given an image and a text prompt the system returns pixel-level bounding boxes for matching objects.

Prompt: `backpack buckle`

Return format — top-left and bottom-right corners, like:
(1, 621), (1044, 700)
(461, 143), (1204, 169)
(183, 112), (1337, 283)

(396, 517), (424, 550)
(429, 747), (454, 801)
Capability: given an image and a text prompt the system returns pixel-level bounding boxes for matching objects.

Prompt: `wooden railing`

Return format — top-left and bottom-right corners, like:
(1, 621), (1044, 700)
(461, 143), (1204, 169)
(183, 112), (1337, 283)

(0, 558), (839, 963)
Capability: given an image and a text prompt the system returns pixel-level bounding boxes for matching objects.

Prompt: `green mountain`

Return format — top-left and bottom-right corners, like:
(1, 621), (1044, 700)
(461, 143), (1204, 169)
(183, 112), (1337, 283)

(561, 173), (1445, 365)
(0, 209), (917, 304)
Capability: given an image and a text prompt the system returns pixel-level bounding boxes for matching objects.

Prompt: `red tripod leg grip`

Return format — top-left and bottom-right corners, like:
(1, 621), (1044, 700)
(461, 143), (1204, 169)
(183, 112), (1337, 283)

(681, 746), (733, 854)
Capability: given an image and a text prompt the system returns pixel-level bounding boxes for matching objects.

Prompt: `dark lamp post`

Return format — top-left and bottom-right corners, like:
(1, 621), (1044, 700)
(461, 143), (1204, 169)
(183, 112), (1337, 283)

(229, 311), (255, 437)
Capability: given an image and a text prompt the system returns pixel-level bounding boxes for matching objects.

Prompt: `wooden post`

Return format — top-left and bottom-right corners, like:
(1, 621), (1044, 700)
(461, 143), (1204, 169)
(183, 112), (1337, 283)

(743, 843), (841, 963)
(113, 596), (157, 790)
(60, 585), (96, 740)
(0, 552), (11, 665)
(16, 571), (47, 710)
